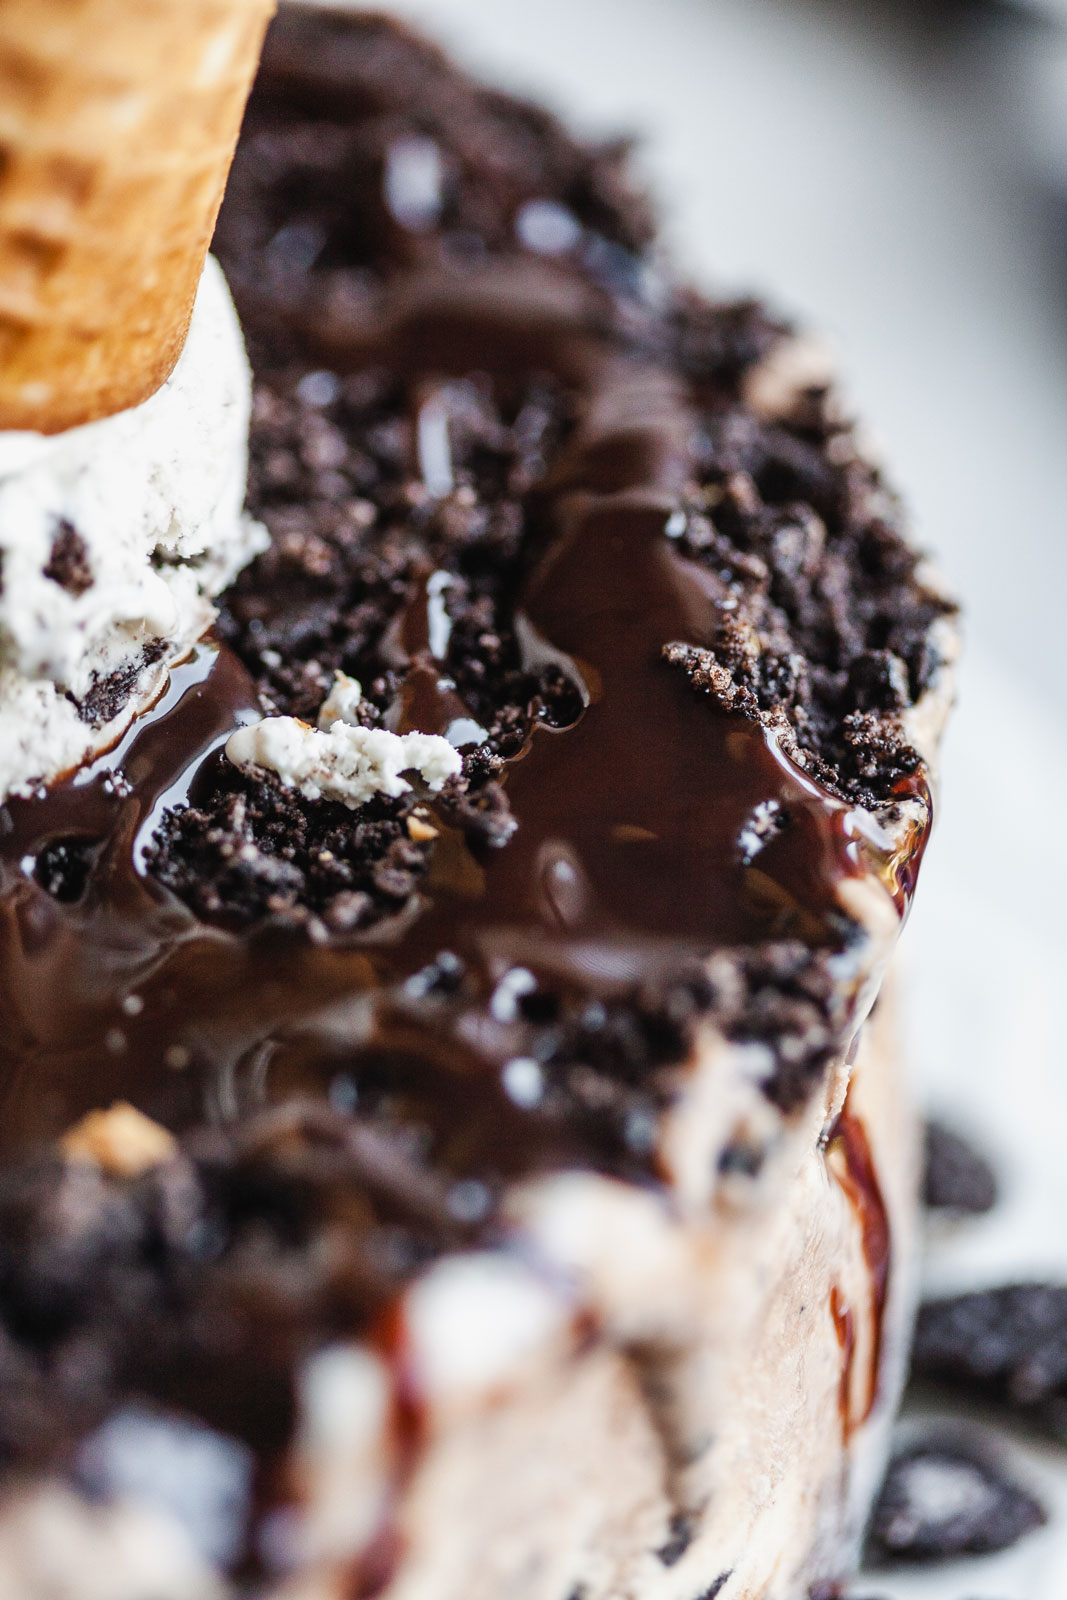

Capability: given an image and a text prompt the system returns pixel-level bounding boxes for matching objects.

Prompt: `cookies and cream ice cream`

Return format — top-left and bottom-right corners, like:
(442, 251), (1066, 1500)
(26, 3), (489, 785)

(0, 0), (274, 799)
(0, 257), (264, 799)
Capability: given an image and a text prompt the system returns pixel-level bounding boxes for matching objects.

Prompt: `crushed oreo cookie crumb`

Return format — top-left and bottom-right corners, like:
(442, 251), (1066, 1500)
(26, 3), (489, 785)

(217, 368), (576, 736)
(913, 1284), (1067, 1441)
(660, 422), (955, 808)
(866, 1436), (1045, 1564)
(74, 642), (165, 730)
(215, 8), (659, 367)
(714, 941), (851, 1112)
(922, 1119), (998, 1215)
(43, 519), (93, 597)
(217, 7), (954, 816)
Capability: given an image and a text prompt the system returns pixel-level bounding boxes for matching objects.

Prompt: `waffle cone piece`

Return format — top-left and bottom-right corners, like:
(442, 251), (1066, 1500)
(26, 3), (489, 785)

(0, 0), (274, 433)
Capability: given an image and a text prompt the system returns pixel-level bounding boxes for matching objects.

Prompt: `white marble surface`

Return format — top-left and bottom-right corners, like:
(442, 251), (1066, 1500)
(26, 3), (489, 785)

(367, 1), (1067, 1593)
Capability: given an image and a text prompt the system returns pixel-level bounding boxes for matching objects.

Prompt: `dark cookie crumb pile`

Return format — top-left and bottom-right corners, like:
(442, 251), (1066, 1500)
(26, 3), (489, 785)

(662, 454), (949, 809)
(150, 365), (575, 930)
(713, 941), (850, 1113)
(220, 368), (576, 737)
(147, 756), (434, 934)
(922, 1119), (998, 1215)
(215, 5), (955, 810)
(0, 970), (727, 1508)
(318, 957), (715, 1184)
(866, 1436), (1046, 1564)
(913, 1283), (1067, 1441)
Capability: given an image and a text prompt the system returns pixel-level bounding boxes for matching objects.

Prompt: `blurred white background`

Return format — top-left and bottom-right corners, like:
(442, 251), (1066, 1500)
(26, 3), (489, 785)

(365, 1), (1067, 1594)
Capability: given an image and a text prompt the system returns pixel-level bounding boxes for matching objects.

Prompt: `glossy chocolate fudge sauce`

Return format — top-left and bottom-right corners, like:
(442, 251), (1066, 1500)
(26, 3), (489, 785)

(0, 5), (953, 1568)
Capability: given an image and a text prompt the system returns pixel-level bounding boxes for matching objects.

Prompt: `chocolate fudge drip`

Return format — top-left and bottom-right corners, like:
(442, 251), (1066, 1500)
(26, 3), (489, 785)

(0, 6), (949, 1562)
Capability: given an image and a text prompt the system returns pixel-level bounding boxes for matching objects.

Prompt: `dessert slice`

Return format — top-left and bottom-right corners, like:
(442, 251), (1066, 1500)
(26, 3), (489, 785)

(0, 8), (958, 1599)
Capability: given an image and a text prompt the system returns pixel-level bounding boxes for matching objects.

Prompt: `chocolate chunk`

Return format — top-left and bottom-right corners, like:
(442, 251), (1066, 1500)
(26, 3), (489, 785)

(215, 367), (574, 737)
(913, 1284), (1067, 1440)
(922, 1119), (998, 1215)
(866, 1437), (1045, 1563)
(147, 757), (433, 932)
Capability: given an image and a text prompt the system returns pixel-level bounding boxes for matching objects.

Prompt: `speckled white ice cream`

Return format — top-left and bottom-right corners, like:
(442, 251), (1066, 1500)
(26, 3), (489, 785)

(0, 256), (266, 800)
(225, 673), (462, 808)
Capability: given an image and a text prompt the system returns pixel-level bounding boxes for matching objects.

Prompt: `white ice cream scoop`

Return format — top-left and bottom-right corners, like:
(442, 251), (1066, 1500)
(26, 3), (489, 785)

(0, 257), (266, 800)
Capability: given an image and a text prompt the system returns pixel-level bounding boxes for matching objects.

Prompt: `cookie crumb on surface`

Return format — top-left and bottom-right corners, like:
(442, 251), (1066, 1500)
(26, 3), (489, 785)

(61, 1102), (177, 1179)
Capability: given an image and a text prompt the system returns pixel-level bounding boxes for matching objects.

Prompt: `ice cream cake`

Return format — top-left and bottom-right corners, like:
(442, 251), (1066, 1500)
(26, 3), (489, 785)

(0, 8), (959, 1598)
